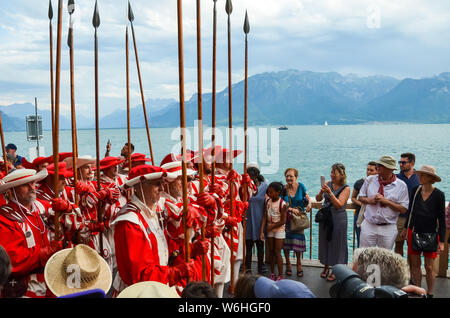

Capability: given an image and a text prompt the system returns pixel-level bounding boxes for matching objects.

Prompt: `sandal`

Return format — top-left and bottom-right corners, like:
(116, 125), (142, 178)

(297, 264), (303, 277)
(285, 267), (292, 276)
(326, 273), (336, 282)
(320, 267), (330, 278)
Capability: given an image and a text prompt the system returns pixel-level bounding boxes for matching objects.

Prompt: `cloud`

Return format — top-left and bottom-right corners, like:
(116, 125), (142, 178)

(0, 0), (450, 117)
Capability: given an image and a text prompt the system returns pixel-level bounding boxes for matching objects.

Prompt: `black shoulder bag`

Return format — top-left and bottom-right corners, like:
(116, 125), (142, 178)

(407, 186), (439, 253)
(315, 184), (347, 223)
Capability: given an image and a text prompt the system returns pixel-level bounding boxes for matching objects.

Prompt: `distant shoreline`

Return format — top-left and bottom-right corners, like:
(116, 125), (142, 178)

(3, 121), (450, 133)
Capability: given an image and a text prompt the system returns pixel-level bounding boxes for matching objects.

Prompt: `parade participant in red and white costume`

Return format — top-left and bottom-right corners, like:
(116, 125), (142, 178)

(0, 168), (69, 298)
(35, 162), (84, 245)
(63, 156), (117, 270)
(98, 156), (130, 282)
(22, 152), (74, 172)
(214, 148), (255, 289)
(111, 165), (195, 296)
(161, 159), (211, 284)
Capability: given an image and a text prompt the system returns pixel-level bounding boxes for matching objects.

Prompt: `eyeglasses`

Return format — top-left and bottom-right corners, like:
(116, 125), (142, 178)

(398, 161), (410, 165)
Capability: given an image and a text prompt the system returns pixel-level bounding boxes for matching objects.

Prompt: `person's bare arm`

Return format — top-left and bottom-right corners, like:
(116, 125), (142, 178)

(351, 188), (362, 206)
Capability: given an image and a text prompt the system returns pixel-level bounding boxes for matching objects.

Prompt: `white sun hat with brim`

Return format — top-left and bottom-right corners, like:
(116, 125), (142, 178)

(44, 244), (112, 297)
(63, 155), (96, 170)
(161, 161), (195, 181)
(117, 281), (180, 298)
(122, 165), (169, 189)
(0, 168), (48, 194)
(415, 165), (441, 182)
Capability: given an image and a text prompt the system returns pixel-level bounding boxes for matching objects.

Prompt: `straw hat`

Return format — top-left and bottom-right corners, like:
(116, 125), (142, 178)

(415, 165), (441, 182)
(375, 155), (397, 170)
(117, 281), (180, 298)
(63, 155), (96, 170)
(0, 168), (48, 194)
(44, 244), (112, 297)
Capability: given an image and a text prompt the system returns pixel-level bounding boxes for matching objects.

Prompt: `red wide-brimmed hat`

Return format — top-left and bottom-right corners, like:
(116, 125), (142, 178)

(131, 153), (152, 164)
(100, 156), (125, 170)
(215, 148), (243, 163)
(203, 146), (222, 164)
(160, 152), (198, 166)
(46, 162), (73, 178)
(123, 165), (168, 188)
(22, 152), (74, 170)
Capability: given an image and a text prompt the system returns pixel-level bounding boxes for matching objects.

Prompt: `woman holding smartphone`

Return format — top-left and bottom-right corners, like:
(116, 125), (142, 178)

(315, 163), (350, 282)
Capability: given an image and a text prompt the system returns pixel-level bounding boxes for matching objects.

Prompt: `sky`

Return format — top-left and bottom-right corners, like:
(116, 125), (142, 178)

(1, 0), (450, 118)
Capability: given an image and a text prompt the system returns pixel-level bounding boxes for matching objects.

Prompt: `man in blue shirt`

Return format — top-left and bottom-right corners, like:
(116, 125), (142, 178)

(6, 143), (24, 168)
(395, 152), (420, 256)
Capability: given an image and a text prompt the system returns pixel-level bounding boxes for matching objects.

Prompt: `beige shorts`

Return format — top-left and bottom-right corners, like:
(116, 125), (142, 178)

(395, 216), (407, 242)
(266, 230), (286, 240)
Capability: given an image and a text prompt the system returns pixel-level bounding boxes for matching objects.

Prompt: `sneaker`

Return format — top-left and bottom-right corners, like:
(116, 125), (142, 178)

(270, 273), (276, 281)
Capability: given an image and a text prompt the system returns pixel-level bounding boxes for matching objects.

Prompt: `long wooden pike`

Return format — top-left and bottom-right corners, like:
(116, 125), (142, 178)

(48, 0), (56, 164)
(53, 0), (63, 240)
(128, 1), (155, 165)
(67, 0), (79, 205)
(225, 0), (236, 293)
(195, 0), (207, 281)
(176, 0), (190, 280)
(0, 113), (8, 175)
(210, 0), (217, 286)
(92, 0), (104, 256)
(126, 26), (132, 172)
(242, 9), (250, 275)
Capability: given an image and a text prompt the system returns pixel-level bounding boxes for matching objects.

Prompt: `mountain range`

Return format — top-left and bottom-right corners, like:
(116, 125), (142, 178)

(1, 69), (450, 131)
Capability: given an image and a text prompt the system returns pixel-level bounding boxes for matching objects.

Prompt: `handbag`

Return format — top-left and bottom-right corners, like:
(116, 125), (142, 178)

(315, 183), (347, 223)
(407, 185), (439, 253)
(286, 193), (310, 232)
(315, 205), (330, 223)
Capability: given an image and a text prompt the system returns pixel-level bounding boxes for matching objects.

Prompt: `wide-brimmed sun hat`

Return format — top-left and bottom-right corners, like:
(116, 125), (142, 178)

(117, 281), (180, 298)
(63, 155), (96, 170)
(44, 244), (112, 297)
(415, 165), (441, 182)
(0, 168), (48, 194)
(375, 155), (397, 170)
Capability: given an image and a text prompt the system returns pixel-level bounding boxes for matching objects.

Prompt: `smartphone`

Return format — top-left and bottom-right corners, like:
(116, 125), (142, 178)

(107, 139), (111, 146)
(320, 175), (325, 186)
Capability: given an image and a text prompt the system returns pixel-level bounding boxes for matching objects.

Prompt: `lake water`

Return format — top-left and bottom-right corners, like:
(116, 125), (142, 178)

(4, 123), (450, 263)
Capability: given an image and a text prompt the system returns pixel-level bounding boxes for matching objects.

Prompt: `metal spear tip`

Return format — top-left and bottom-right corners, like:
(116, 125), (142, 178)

(244, 10), (250, 34)
(48, 0), (53, 20)
(128, 1), (135, 23)
(92, 0), (100, 28)
(68, 0), (75, 15)
(225, 0), (232, 15)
